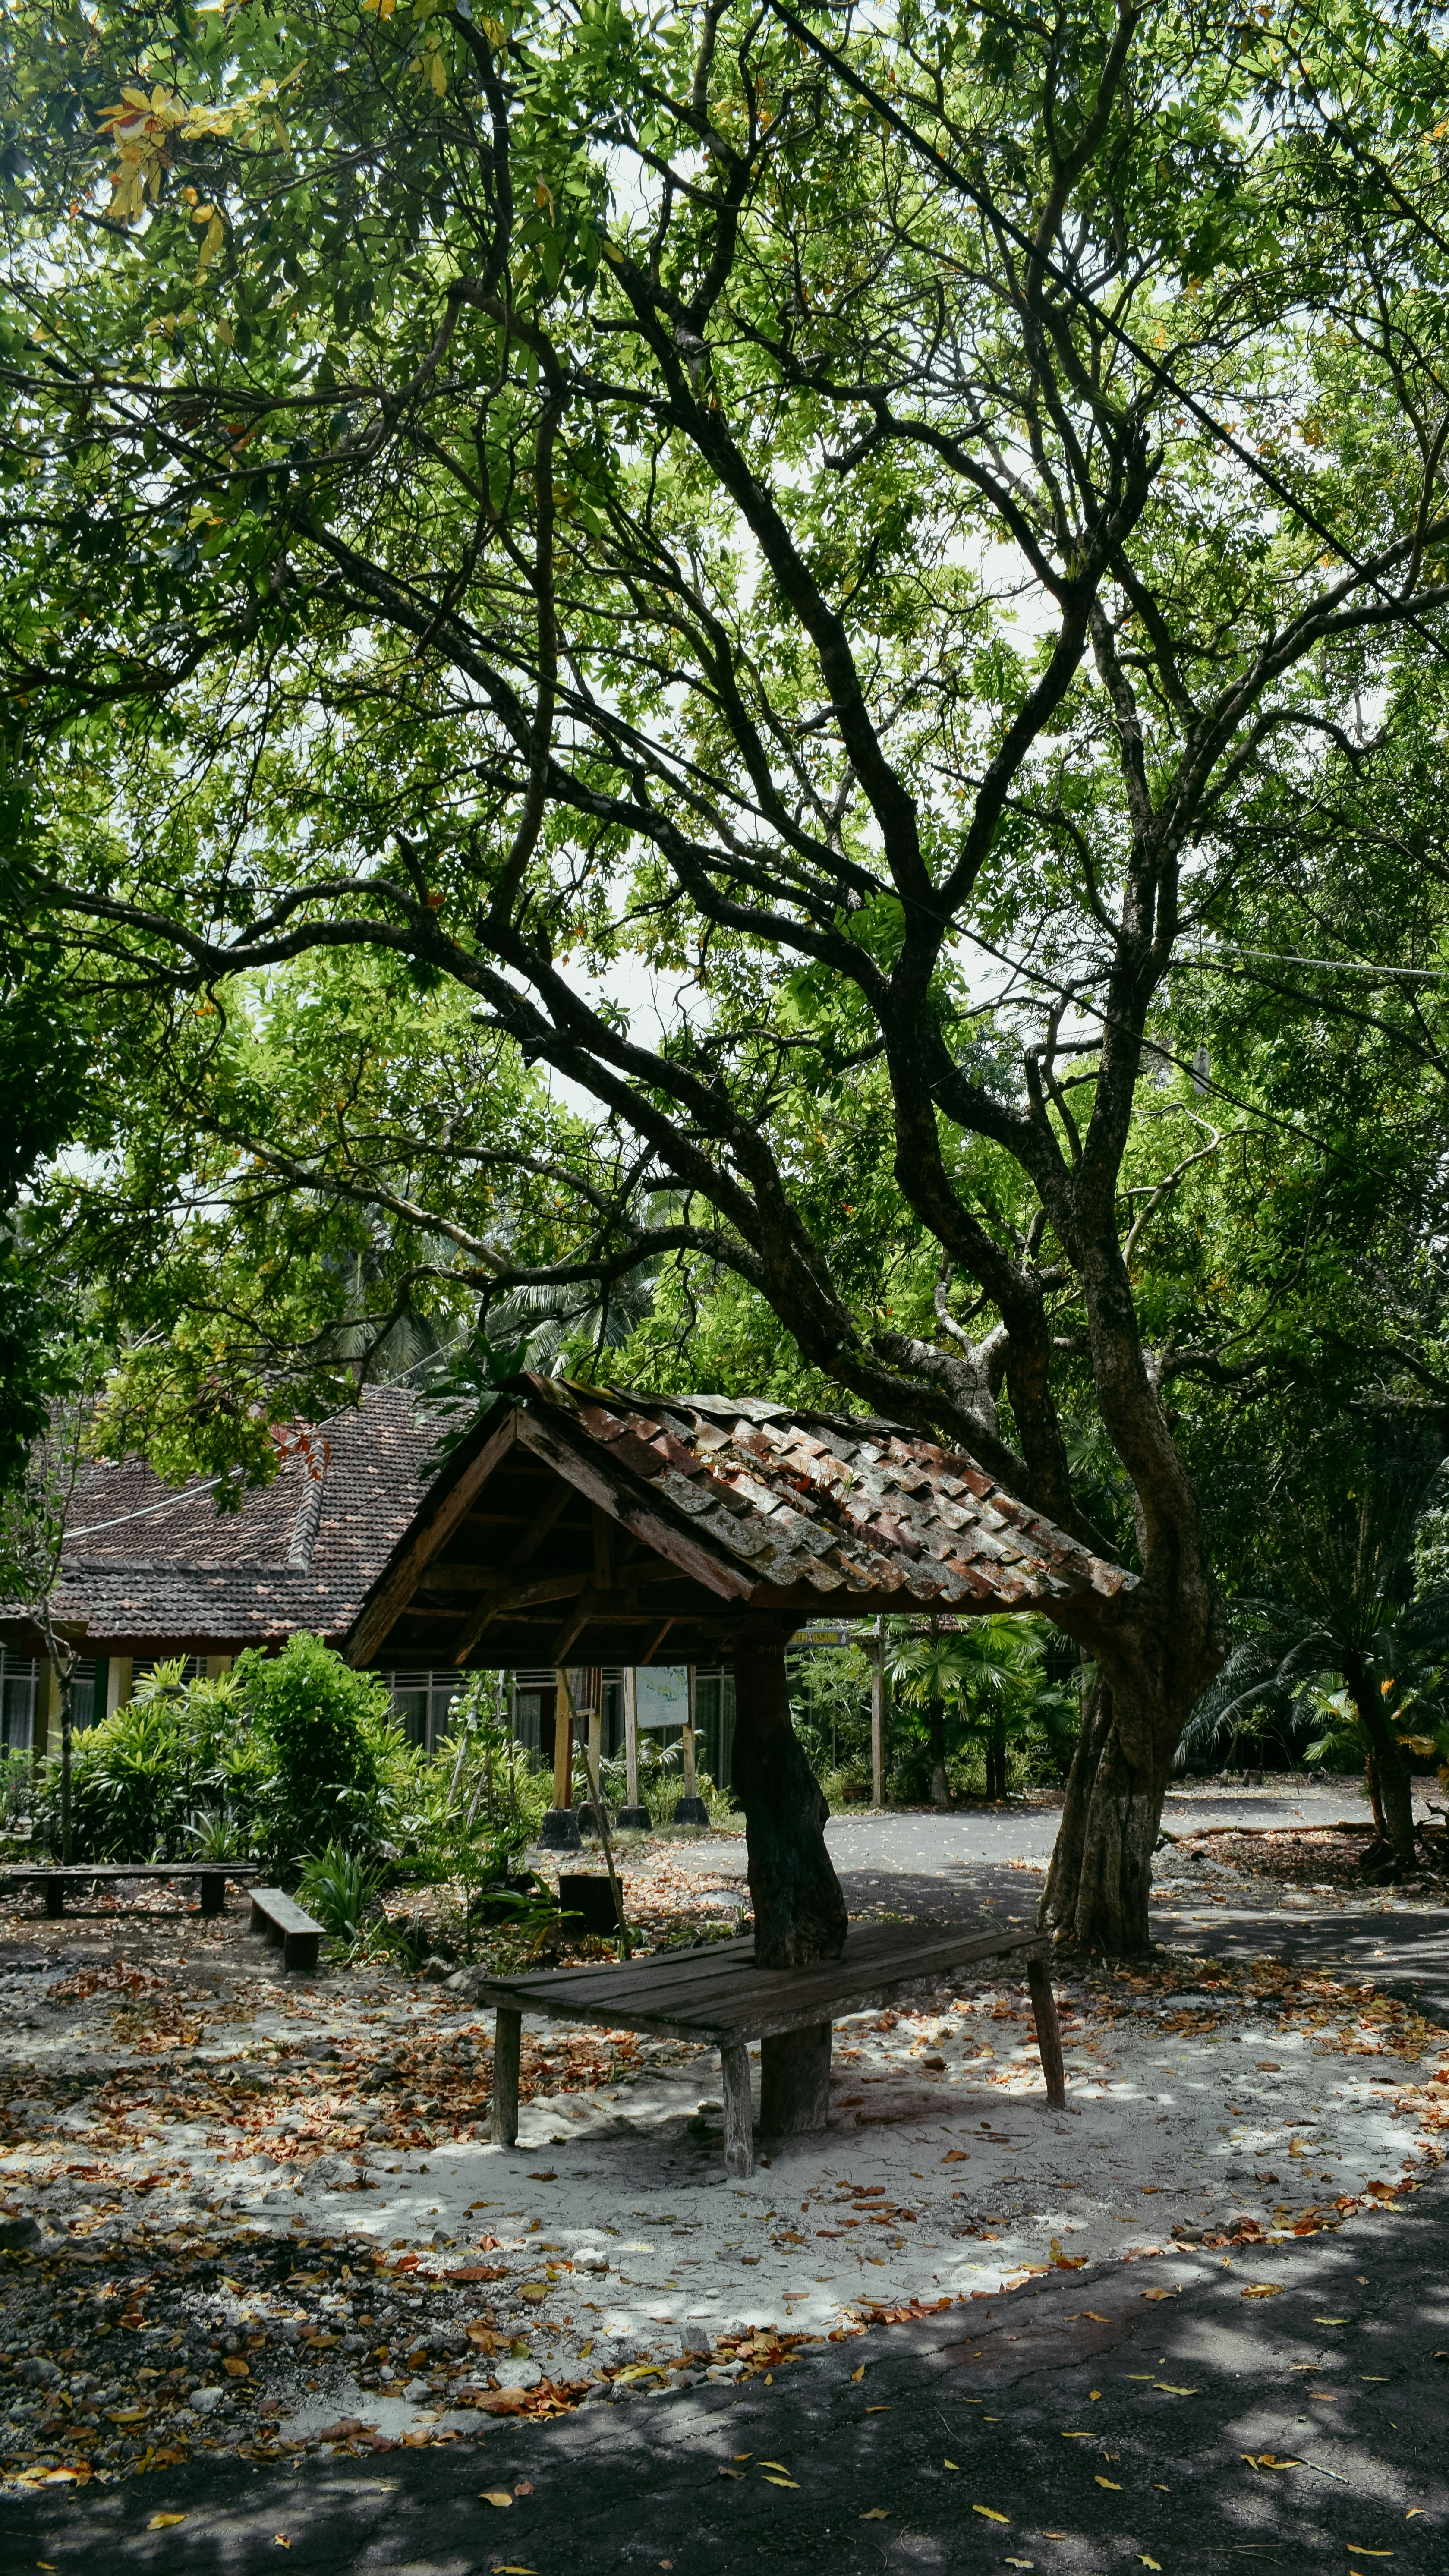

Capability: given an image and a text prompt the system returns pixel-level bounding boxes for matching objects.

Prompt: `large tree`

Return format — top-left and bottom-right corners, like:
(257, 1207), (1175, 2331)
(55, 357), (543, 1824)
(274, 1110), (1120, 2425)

(6, 0), (1449, 1949)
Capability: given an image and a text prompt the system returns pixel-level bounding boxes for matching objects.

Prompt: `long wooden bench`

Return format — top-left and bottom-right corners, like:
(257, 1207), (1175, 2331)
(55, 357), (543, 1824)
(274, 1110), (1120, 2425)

(0, 1862), (258, 1920)
(247, 1886), (326, 1973)
(473, 1921), (1067, 2179)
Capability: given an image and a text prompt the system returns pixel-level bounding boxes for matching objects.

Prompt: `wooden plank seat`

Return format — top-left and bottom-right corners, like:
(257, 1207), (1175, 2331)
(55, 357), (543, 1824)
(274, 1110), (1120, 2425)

(471, 1921), (1068, 2179)
(247, 1887), (326, 1974)
(0, 1862), (259, 1921)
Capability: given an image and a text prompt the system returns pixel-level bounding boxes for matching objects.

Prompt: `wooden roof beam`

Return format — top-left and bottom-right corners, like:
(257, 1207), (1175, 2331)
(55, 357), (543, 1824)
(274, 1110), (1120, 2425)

(347, 1411), (519, 1666)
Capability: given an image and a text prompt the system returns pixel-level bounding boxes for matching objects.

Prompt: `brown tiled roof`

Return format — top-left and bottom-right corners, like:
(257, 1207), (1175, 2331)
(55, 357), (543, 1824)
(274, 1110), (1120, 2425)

(0, 1386), (434, 1658)
(344, 1375), (1132, 1669)
(3, 1375), (1130, 1669)
(528, 1379), (1129, 1610)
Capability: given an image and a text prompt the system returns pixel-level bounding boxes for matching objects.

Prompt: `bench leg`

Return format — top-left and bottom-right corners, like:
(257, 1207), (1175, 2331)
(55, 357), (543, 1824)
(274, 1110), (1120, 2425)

(43, 1877), (64, 1919)
(284, 1931), (321, 1974)
(493, 2006), (521, 2148)
(1027, 1954), (1067, 2109)
(721, 2040), (753, 2179)
(759, 2022), (832, 2136)
(249, 1896), (268, 1937)
(198, 1872), (224, 1918)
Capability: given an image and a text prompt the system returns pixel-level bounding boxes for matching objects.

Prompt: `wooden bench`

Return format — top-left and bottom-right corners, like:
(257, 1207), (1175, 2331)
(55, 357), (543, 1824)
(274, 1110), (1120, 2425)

(473, 1921), (1067, 2179)
(247, 1886), (326, 1973)
(0, 1862), (258, 1921)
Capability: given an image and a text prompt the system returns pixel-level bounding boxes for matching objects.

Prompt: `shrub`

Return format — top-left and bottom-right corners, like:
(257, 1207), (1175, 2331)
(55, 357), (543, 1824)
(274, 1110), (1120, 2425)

(296, 1839), (386, 1941)
(233, 1633), (391, 1861)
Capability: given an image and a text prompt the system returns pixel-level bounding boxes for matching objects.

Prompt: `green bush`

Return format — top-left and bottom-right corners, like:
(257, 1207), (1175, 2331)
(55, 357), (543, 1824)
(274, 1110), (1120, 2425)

(233, 1632), (390, 1861)
(296, 1839), (386, 1941)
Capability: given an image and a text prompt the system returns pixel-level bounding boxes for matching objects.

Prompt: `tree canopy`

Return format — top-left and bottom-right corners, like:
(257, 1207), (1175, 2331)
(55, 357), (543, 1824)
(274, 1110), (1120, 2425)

(9, 0), (1449, 1941)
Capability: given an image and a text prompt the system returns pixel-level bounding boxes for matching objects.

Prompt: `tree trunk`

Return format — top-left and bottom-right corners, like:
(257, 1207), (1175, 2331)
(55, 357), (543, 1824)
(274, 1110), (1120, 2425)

(986, 1716), (1007, 1801)
(1345, 1663), (1416, 1874)
(1040, 1583), (1220, 1953)
(927, 1694), (950, 1807)
(731, 1626), (848, 1968)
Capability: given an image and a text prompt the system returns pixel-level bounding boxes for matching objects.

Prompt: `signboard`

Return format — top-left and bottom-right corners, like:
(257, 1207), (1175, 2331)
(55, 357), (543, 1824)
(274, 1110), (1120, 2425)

(635, 1665), (690, 1732)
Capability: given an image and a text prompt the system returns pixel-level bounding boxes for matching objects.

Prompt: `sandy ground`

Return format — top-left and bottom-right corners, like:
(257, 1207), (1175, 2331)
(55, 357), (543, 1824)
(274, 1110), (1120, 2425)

(0, 1785), (1445, 2491)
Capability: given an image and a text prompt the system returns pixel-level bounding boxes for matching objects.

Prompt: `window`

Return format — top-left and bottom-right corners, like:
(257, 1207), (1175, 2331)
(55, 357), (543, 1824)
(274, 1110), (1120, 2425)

(0, 1650), (36, 1756)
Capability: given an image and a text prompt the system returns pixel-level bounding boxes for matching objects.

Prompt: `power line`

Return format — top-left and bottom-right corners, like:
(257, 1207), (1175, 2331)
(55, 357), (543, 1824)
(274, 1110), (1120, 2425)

(769, 2), (1449, 662)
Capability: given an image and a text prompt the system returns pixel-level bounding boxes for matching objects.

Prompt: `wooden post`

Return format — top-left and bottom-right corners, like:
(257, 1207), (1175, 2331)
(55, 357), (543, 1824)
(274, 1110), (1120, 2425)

(105, 1657), (133, 1720)
(540, 1670), (582, 1851)
(492, 2005), (522, 2146)
(1027, 1952), (1067, 2109)
(672, 1665), (709, 1825)
(731, 1622), (848, 1968)
(870, 1618), (886, 1808)
(720, 2038), (753, 2178)
(552, 1666), (573, 1810)
(617, 1668), (649, 1829)
(683, 1668), (697, 1799)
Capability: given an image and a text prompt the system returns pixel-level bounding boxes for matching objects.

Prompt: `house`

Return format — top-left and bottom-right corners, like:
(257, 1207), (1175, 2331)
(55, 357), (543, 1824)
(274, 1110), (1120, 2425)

(0, 1372), (1127, 1786)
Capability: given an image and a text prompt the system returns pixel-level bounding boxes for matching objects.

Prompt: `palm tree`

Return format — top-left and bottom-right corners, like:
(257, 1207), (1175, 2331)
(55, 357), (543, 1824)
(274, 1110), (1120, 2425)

(888, 1616), (1070, 1804)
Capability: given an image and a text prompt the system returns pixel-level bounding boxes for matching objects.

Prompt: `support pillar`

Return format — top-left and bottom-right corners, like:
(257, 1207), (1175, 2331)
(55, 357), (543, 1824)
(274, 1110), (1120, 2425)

(870, 1618), (886, 1808)
(731, 1622), (848, 1968)
(105, 1656), (133, 1722)
(673, 1664), (709, 1826)
(617, 1667), (649, 1830)
(540, 1667), (582, 1852)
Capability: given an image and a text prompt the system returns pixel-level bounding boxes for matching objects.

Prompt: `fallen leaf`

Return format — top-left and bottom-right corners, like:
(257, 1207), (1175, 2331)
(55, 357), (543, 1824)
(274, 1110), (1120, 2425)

(860, 2508), (888, 2520)
(1347, 2551), (1392, 2558)
(1242, 2283), (1282, 2299)
(865, 2404), (890, 2413)
(943, 2149), (968, 2162)
(527, 2170), (556, 2181)
(1140, 2288), (1175, 2302)
(943, 2459), (959, 2470)
(1066, 2312), (1109, 2323)
(1089, 2389), (1102, 2401)
(763, 2477), (800, 2489)
(851, 2365), (866, 2381)
(514, 2482), (534, 2497)
(1095, 2477), (1123, 2490)
(148, 2515), (188, 2529)
(1139, 2558), (1162, 2570)
(761, 2461), (790, 2472)
(481, 2491), (514, 2507)
(1154, 2384), (1198, 2396)
(1315, 2318), (1349, 2326)
(223, 2357), (250, 2378)
(274, 2542), (290, 2553)
(972, 2505), (1010, 2522)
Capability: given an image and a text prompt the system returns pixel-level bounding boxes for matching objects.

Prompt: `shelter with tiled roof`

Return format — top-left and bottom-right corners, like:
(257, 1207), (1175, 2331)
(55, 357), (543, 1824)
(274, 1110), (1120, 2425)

(346, 1374), (1131, 1672)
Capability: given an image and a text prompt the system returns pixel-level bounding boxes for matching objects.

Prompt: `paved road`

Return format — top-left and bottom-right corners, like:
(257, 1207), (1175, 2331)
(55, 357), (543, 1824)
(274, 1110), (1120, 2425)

(6, 2178), (1444, 2571)
(679, 1787), (1449, 2023)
